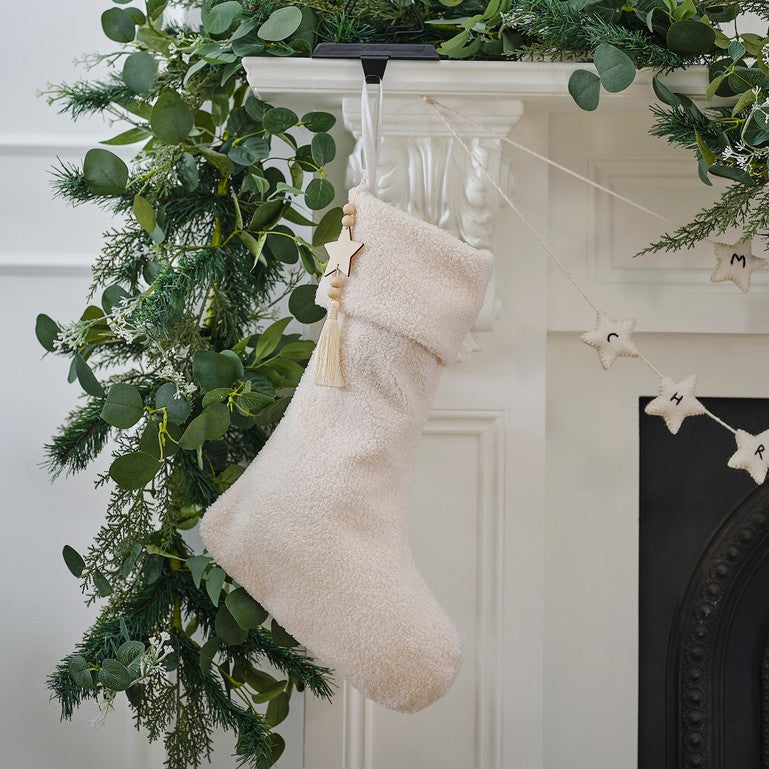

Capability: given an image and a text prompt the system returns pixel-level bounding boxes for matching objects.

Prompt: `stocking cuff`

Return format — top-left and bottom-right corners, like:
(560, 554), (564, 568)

(316, 189), (494, 364)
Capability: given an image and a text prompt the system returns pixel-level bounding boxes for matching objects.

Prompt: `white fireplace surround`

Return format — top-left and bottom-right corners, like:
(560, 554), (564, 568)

(240, 57), (769, 769)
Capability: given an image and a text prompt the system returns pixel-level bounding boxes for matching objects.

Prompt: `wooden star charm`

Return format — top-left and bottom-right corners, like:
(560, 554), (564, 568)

(727, 428), (769, 484)
(323, 228), (364, 277)
(711, 239), (768, 293)
(581, 312), (639, 369)
(644, 374), (706, 435)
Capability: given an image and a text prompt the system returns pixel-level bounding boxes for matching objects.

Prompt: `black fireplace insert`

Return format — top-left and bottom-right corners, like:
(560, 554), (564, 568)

(640, 396), (769, 769)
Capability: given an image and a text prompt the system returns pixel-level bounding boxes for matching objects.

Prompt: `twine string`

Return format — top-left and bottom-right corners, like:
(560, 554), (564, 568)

(424, 95), (718, 245)
(423, 95), (737, 436)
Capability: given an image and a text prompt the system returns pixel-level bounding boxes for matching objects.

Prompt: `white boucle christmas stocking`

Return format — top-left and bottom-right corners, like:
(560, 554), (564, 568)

(200, 186), (494, 713)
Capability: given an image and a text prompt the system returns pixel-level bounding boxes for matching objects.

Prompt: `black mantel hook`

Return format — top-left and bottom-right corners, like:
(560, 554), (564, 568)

(312, 43), (439, 84)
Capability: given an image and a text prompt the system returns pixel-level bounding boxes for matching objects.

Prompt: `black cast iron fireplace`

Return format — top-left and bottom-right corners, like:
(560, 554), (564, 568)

(640, 397), (769, 769)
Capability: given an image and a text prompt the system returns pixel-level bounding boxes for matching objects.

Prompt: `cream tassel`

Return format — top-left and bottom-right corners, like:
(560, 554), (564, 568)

(314, 297), (345, 387)
(315, 201), (361, 388)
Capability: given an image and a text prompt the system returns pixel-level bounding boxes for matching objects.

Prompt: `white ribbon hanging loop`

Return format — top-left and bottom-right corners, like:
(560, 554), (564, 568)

(359, 78), (383, 193)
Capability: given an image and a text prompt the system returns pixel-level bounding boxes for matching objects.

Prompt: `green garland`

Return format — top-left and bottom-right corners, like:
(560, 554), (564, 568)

(38, 3), (348, 766)
(39, 1), (769, 767)
(430, 0), (769, 254)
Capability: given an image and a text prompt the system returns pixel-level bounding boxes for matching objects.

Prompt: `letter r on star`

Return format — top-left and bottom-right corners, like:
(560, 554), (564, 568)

(728, 428), (769, 484)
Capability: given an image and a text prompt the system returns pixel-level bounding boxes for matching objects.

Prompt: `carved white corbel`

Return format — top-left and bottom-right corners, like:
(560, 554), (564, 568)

(342, 95), (520, 353)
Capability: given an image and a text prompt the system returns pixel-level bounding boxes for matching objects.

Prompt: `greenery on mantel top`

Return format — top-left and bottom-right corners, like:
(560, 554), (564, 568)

(36, 1), (769, 767)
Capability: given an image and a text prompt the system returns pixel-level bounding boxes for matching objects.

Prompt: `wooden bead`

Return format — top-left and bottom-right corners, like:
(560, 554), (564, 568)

(341, 215), (355, 228)
(330, 275), (343, 288)
(327, 286), (341, 300)
(342, 203), (356, 215)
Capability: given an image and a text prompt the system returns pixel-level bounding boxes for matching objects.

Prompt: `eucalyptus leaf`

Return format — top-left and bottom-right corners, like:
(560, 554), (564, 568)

(288, 284), (326, 324)
(251, 680), (286, 703)
(301, 111), (336, 132)
(193, 350), (240, 391)
(240, 231), (267, 266)
(270, 618), (299, 647)
(177, 413), (207, 450)
(249, 199), (283, 229)
(568, 69), (601, 111)
(93, 569), (113, 597)
(99, 658), (133, 691)
(311, 133), (336, 166)
(101, 383), (144, 429)
(123, 52), (158, 94)
(265, 691), (290, 727)
(200, 146), (235, 176)
(257, 6), (303, 42)
(304, 178), (335, 210)
(109, 451), (161, 490)
(176, 152), (199, 191)
(708, 163), (755, 185)
(220, 350), (245, 379)
(206, 566), (227, 605)
(62, 545), (85, 578)
(266, 226), (298, 264)
(312, 206), (343, 246)
(68, 656), (94, 689)
(262, 107), (298, 134)
(199, 637), (221, 673)
(666, 20), (716, 56)
(228, 137), (270, 166)
(186, 554), (212, 589)
(151, 91), (194, 145)
(155, 382), (191, 424)
(593, 43), (636, 93)
(35, 313), (60, 352)
(74, 353), (105, 398)
(83, 148), (129, 195)
(101, 284), (130, 314)
(215, 605), (248, 645)
(100, 127), (152, 145)
(203, 403), (230, 440)
(102, 8), (136, 42)
(253, 396), (291, 426)
(226, 587), (269, 629)
(202, 387), (231, 408)
(202, 0), (242, 35)
(116, 640), (145, 667)
(652, 76), (680, 108)
(133, 194), (157, 233)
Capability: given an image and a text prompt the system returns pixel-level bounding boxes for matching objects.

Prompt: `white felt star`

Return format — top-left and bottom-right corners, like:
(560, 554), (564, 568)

(727, 428), (769, 484)
(644, 374), (706, 435)
(581, 312), (639, 369)
(323, 228), (364, 277)
(711, 239), (768, 293)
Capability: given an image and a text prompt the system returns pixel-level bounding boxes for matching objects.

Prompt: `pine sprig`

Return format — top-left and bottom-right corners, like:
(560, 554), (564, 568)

(638, 183), (763, 254)
(42, 77), (136, 120)
(649, 103), (732, 153)
(502, 0), (690, 69)
(44, 398), (111, 478)
(49, 563), (333, 769)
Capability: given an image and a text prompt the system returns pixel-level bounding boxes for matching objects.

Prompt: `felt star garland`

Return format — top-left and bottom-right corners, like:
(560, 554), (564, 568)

(727, 429), (769, 484)
(581, 313), (639, 369)
(711, 239), (768, 293)
(644, 375), (706, 435)
(425, 95), (769, 486)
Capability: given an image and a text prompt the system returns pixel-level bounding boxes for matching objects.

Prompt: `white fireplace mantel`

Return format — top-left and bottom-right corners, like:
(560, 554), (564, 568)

(243, 57), (710, 106)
